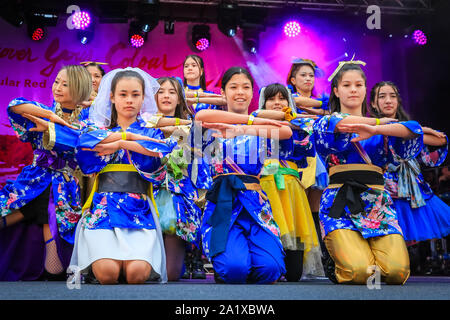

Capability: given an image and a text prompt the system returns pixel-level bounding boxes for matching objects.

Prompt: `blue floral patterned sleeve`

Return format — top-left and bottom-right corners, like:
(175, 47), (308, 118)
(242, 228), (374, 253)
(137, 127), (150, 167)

(387, 120), (423, 162)
(313, 113), (424, 240)
(7, 97), (50, 143)
(312, 113), (353, 156)
(419, 134), (448, 167)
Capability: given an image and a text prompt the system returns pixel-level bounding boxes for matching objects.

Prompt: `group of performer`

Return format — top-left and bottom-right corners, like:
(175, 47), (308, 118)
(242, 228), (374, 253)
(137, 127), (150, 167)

(0, 53), (448, 286)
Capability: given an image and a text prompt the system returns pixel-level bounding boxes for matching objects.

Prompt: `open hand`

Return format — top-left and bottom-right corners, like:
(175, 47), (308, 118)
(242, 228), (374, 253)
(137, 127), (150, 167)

(202, 122), (241, 139)
(338, 123), (378, 142)
(48, 112), (78, 130)
(82, 140), (121, 156)
(23, 113), (49, 132)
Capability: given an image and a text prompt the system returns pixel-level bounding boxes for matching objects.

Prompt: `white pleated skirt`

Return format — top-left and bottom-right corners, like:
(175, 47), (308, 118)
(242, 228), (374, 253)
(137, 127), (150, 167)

(69, 198), (167, 283)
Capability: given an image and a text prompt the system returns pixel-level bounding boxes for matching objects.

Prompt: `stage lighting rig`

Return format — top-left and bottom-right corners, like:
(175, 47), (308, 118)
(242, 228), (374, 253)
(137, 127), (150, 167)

(129, 21), (148, 48)
(217, 2), (240, 37)
(192, 25), (211, 51)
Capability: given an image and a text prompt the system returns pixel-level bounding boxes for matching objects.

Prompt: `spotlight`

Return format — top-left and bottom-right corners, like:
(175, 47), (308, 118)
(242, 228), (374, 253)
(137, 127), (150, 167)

(0, 1), (24, 27)
(217, 3), (240, 37)
(196, 38), (210, 51)
(72, 11), (91, 30)
(192, 25), (211, 51)
(243, 29), (259, 54)
(77, 29), (94, 45)
(412, 29), (427, 45)
(164, 20), (175, 34)
(130, 34), (145, 48)
(28, 25), (45, 41)
(284, 21), (301, 38)
(25, 9), (58, 41)
(129, 21), (147, 48)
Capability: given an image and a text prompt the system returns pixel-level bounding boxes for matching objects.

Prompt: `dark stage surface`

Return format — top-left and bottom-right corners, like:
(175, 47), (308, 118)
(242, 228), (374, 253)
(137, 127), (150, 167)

(1, 275), (449, 300)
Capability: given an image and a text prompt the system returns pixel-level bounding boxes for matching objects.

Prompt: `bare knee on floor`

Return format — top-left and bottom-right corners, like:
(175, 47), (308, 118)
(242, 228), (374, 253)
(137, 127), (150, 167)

(92, 259), (121, 285)
(124, 260), (151, 284)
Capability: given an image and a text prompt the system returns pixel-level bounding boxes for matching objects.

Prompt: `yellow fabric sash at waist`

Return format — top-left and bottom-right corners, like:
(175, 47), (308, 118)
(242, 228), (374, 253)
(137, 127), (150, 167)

(81, 164), (159, 217)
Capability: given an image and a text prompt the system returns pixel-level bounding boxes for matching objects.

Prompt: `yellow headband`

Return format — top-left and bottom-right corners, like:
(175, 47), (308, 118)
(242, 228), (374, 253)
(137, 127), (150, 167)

(80, 61), (109, 66)
(327, 54), (366, 82)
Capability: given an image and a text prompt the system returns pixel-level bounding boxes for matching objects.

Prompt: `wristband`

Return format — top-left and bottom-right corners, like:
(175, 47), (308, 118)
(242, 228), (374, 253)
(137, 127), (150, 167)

(319, 101), (323, 107)
(175, 118), (180, 126)
(121, 131), (127, 140)
(375, 118), (380, 126)
(193, 91), (198, 98)
(247, 114), (255, 125)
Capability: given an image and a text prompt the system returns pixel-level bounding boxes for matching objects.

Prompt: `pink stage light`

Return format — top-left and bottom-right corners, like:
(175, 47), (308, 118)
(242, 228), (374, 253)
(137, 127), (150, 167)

(31, 27), (44, 41)
(284, 21), (301, 38)
(72, 11), (91, 30)
(412, 30), (427, 45)
(130, 34), (145, 48)
(195, 38), (209, 51)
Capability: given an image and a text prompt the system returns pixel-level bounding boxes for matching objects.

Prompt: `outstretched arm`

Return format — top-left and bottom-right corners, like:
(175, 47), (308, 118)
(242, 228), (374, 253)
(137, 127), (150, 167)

(202, 122), (292, 140)
(338, 122), (419, 142)
(195, 109), (283, 127)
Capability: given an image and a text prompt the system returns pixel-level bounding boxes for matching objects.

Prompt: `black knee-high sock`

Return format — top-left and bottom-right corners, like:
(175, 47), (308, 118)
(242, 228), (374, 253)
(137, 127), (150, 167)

(284, 250), (304, 282)
(312, 211), (326, 253)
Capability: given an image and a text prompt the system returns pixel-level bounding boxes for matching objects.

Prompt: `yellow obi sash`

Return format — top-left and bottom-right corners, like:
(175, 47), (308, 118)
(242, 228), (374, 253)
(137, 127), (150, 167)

(81, 164), (159, 217)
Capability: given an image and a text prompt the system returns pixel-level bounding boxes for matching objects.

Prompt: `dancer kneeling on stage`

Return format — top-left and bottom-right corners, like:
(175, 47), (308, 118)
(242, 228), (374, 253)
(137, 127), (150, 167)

(195, 67), (291, 284)
(313, 61), (424, 285)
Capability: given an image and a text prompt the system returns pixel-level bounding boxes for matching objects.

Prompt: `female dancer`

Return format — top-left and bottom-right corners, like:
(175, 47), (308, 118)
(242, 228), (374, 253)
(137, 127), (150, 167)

(195, 67), (291, 284)
(254, 83), (324, 280)
(286, 58), (329, 116)
(370, 81), (449, 242)
(183, 54), (226, 113)
(0, 65), (91, 280)
(145, 76), (203, 281)
(68, 68), (174, 284)
(79, 62), (107, 203)
(313, 61), (424, 284)
(287, 58), (330, 259)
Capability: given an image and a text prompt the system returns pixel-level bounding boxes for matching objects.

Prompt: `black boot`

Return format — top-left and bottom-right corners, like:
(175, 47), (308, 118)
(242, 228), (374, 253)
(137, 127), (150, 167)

(181, 252), (193, 279)
(191, 247), (206, 279)
(284, 250), (304, 282)
(322, 248), (338, 284)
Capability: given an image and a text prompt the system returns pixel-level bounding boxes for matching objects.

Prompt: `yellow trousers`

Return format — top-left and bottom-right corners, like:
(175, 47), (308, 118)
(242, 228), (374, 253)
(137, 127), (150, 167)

(324, 229), (410, 285)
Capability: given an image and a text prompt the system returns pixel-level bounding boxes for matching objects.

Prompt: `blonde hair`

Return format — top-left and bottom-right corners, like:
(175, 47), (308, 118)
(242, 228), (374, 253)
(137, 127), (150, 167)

(60, 65), (92, 106)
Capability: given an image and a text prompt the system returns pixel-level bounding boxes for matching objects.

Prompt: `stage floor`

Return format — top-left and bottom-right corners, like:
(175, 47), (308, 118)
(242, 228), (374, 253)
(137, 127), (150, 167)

(1, 276), (449, 301)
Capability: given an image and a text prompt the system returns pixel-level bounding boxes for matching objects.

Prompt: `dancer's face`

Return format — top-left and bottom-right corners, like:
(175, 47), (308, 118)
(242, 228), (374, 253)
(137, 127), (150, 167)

(111, 77), (144, 120)
(333, 70), (366, 114)
(374, 85), (398, 119)
(86, 65), (103, 93)
(222, 73), (253, 114)
(156, 80), (178, 117)
(291, 65), (315, 94)
(184, 57), (203, 83)
(265, 92), (288, 111)
(52, 69), (74, 106)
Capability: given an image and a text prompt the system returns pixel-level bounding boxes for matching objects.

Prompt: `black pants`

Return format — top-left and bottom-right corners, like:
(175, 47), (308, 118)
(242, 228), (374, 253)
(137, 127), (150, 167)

(21, 185), (51, 226)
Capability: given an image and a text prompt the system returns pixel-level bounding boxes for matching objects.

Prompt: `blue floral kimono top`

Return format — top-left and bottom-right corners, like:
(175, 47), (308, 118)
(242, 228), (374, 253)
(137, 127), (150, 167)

(200, 130), (283, 259)
(0, 98), (88, 244)
(384, 134), (448, 208)
(312, 113), (424, 239)
(72, 118), (175, 231)
(292, 92), (329, 115)
(145, 115), (203, 245)
(261, 117), (316, 179)
(185, 84), (222, 114)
